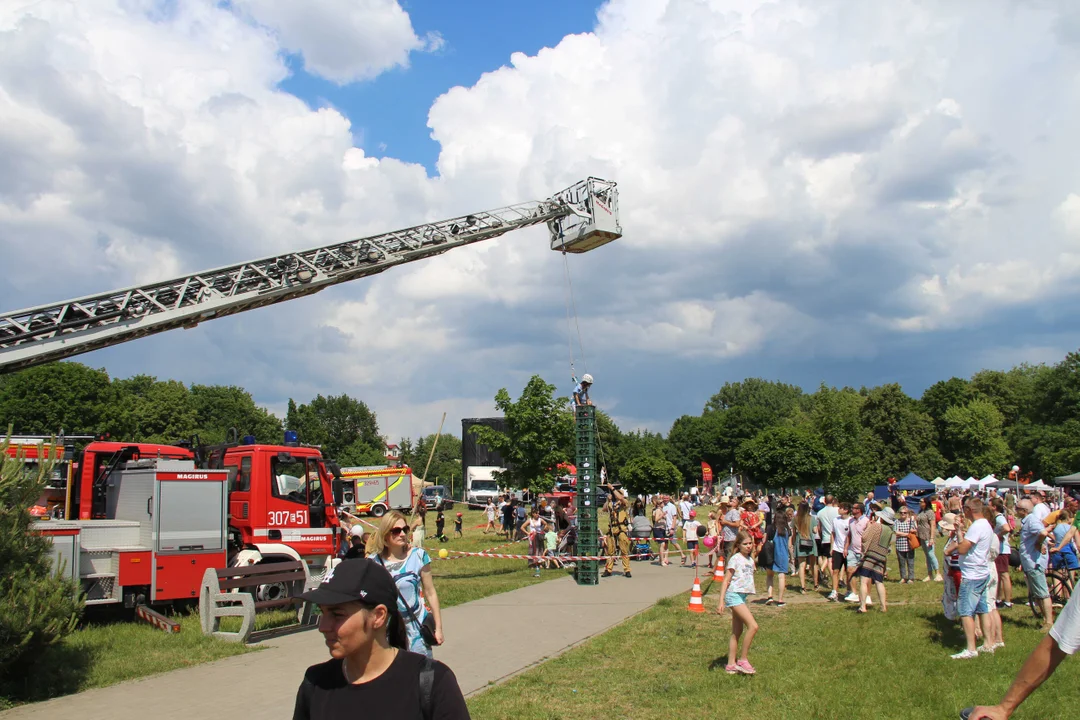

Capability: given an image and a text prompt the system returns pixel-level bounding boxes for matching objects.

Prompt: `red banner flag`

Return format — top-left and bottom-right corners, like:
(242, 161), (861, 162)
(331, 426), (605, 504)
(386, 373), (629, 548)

(701, 461), (713, 484)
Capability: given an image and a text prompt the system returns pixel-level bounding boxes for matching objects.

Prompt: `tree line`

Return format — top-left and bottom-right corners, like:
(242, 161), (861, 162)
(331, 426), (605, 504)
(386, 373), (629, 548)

(472, 349), (1080, 502)
(0, 362), (387, 466)
(6, 348), (1080, 501)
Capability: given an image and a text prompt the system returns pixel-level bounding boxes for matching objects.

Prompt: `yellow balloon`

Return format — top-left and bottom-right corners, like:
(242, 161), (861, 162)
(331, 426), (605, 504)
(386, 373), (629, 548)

(438, 548), (449, 559)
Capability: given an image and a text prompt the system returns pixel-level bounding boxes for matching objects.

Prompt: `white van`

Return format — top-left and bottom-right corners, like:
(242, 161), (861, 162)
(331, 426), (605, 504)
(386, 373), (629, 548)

(465, 466), (503, 506)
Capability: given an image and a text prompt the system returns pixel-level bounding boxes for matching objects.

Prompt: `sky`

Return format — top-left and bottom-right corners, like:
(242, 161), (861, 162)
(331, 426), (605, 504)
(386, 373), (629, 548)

(2, 0), (1080, 443)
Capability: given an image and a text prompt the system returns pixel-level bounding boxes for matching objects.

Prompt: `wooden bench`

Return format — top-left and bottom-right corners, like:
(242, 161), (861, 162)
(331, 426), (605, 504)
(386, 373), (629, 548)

(199, 560), (316, 643)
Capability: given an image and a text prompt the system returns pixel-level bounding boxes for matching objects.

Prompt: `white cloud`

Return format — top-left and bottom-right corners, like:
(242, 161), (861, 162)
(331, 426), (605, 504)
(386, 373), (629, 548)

(591, 292), (814, 359)
(232, 0), (438, 84)
(2, 0), (1080, 438)
(1059, 194), (1080, 238)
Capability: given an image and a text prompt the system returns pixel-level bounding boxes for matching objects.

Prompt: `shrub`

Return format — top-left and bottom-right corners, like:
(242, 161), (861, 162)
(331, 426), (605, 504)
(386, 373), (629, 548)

(0, 433), (83, 701)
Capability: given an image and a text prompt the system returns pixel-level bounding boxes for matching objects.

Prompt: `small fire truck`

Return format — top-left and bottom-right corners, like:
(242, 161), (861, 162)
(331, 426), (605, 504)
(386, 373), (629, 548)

(34, 432), (343, 607)
(339, 465), (415, 517)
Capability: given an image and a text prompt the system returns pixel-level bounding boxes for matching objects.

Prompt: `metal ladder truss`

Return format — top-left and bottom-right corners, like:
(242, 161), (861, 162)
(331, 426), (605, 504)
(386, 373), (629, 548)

(0, 178), (619, 373)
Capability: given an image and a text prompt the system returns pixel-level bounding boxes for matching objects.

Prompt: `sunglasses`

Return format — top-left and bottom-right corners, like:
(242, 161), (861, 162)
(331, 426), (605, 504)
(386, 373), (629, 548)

(389, 526), (408, 536)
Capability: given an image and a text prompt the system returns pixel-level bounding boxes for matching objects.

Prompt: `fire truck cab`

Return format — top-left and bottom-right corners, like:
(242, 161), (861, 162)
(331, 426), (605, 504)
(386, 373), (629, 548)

(217, 441), (339, 568)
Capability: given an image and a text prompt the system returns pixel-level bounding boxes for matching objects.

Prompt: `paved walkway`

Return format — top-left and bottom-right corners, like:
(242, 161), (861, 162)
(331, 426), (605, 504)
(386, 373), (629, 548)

(3, 561), (695, 719)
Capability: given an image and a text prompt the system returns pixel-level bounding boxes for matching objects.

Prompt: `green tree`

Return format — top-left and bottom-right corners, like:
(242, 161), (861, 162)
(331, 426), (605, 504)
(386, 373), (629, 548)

(1012, 420), (1080, 480)
(620, 455), (682, 496)
(704, 378), (804, 416)
(970, 367), (1044, 428)
(667, 407), (774, 484)
(337, 439), (390, 467)
(189, 384), (282, 444)
(286, 394), (381, 461)
(112, 376), (198, 443)
(735, 425), (828, 489)
(941, 398), (1012, 477)
(859, 384), (944, 479)
(468, 375), (573, 493)
(0, 433), (82, 700)
(0, 363), (117, 435)
(920, 377), (972, 423)
(404, 433), (463, 484)
(1032, 352), (1080, 426)
(808, 384), (874, 501)
(666, 413), (722, 483)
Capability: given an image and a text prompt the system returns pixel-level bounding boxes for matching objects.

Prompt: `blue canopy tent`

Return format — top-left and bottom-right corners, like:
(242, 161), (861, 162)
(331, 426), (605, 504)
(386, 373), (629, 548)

(893, 472), (935, 492)
(892, 472), (936, 512)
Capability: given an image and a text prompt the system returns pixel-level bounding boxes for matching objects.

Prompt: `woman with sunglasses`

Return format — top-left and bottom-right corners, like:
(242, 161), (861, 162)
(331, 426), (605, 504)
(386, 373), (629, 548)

(367, 511), (444, 657)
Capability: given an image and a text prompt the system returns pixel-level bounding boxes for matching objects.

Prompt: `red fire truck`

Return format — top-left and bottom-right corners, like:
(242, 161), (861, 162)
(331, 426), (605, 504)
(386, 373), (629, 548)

(33, 433), (343, 607)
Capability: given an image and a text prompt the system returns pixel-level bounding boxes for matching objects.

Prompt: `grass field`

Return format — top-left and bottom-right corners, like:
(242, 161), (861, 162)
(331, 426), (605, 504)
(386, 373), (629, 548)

(467, 547), (1080, 720)
(2, 506), (559, 707)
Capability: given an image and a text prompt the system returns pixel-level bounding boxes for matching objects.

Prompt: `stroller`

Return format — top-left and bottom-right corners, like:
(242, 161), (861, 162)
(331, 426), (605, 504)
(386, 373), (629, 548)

(554, 526), (578, 567)
(629, 514), (653, 562)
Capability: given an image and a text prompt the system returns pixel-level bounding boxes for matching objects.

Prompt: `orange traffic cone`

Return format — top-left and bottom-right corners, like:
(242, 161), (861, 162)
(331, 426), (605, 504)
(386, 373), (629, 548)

(713, 554), (725, 582)
(688, 574), (705, 613)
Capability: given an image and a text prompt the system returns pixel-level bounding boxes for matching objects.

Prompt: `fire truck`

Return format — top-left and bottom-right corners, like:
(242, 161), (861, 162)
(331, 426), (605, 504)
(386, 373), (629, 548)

(33, 432), (343, 607)
(339, 465), (415, 517)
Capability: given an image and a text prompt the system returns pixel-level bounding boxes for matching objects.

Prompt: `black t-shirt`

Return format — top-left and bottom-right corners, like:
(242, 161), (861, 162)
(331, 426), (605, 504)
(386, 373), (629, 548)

(292, 651), (470, 720)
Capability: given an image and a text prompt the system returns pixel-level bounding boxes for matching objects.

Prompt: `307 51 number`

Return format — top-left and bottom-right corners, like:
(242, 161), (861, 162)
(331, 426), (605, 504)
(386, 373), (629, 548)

(267, 510), (308, 526)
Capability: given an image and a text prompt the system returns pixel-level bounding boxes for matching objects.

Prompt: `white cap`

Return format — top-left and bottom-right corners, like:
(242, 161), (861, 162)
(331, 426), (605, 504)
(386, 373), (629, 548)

(349, 524), (364, 538)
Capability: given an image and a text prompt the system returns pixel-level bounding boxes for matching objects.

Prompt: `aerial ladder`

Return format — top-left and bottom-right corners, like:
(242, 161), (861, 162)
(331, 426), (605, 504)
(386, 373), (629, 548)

(0, 178), (620, 373)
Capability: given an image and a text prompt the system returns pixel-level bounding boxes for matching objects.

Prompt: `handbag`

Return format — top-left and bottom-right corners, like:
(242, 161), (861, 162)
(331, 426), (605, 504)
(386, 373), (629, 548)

(758, 527), (776, 570)
(908, 531), (921, 550)
(399, 590), (439, 646)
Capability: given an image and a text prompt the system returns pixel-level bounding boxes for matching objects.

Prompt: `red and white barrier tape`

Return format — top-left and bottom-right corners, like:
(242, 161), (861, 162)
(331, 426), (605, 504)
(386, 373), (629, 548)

(436, 550), (654, 562)
(440, 538), (526, 561)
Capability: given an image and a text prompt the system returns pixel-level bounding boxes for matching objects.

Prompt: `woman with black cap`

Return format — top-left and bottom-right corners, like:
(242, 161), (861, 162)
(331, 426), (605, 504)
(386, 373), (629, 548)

(293, 557), (469, 719)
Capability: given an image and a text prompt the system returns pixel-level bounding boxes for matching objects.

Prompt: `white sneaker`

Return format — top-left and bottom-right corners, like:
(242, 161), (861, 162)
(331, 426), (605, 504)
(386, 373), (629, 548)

(951, 649), (978, 660)
(991, 642), (1005, 651)
(827, 591), (838, 601)
(844, 592), (858, 602)
(976, 645), (995, 654)
(865, 596), (873, 605)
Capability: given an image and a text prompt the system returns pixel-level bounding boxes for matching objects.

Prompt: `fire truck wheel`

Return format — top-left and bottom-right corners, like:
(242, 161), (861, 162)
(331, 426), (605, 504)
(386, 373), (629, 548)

(371, 504), (387, 518)
(255, 580), (289, 604)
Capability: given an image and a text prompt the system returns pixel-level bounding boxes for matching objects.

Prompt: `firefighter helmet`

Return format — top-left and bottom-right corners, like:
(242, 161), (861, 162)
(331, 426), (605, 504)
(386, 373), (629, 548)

(581, 373), (593, 384)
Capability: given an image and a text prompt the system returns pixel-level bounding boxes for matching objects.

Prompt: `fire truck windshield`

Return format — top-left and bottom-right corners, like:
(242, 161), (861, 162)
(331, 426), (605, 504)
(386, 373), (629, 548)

(272, 457), (313, 504)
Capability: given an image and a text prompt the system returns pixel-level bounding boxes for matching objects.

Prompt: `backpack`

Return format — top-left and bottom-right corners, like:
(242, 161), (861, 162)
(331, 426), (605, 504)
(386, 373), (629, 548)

(419, 655), (435, 720)
(758, 526), (776, 570)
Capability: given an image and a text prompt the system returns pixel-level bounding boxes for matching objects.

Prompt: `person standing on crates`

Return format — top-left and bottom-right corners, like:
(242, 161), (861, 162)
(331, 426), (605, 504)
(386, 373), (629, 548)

(573, 374), (594, 406)
(601, 483), (632, 578)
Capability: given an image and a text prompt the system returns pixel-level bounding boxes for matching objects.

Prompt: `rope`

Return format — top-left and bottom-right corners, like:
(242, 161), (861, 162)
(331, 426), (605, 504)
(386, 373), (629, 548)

(561, 251), (587, 377)
(561, 250), (604, 469)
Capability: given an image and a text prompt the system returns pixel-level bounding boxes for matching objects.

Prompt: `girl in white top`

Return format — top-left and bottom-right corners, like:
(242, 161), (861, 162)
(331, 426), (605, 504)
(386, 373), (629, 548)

(484, 500), (497, 534)
(716, 529), (759, 675)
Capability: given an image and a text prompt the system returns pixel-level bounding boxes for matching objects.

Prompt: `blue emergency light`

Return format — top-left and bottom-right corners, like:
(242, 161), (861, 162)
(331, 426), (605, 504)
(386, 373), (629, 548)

(284, 430), (299, 446)
(242, 435), (256, 445)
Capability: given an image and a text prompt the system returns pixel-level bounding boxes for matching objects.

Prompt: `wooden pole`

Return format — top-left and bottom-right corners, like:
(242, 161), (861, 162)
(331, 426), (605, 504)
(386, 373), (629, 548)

(420, 412), (446, 485)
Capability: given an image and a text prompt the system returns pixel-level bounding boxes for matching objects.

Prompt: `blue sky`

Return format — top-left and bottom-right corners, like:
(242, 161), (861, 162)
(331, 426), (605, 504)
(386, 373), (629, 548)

(279, 1), (604, 173)
(2, 0), (1080, 442)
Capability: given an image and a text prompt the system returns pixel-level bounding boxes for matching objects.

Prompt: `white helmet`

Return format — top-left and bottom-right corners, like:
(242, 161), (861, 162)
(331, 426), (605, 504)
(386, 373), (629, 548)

(581, 373), (593, 384)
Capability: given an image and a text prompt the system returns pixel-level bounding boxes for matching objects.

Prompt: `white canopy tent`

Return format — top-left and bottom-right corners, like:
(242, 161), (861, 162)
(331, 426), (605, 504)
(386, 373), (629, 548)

(932, 477), (946, 487)
(1027, 480), (1050, 490)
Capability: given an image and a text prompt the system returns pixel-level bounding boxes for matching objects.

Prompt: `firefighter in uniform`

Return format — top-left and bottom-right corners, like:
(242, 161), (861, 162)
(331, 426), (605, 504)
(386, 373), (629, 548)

(602, 483), (631, 578)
